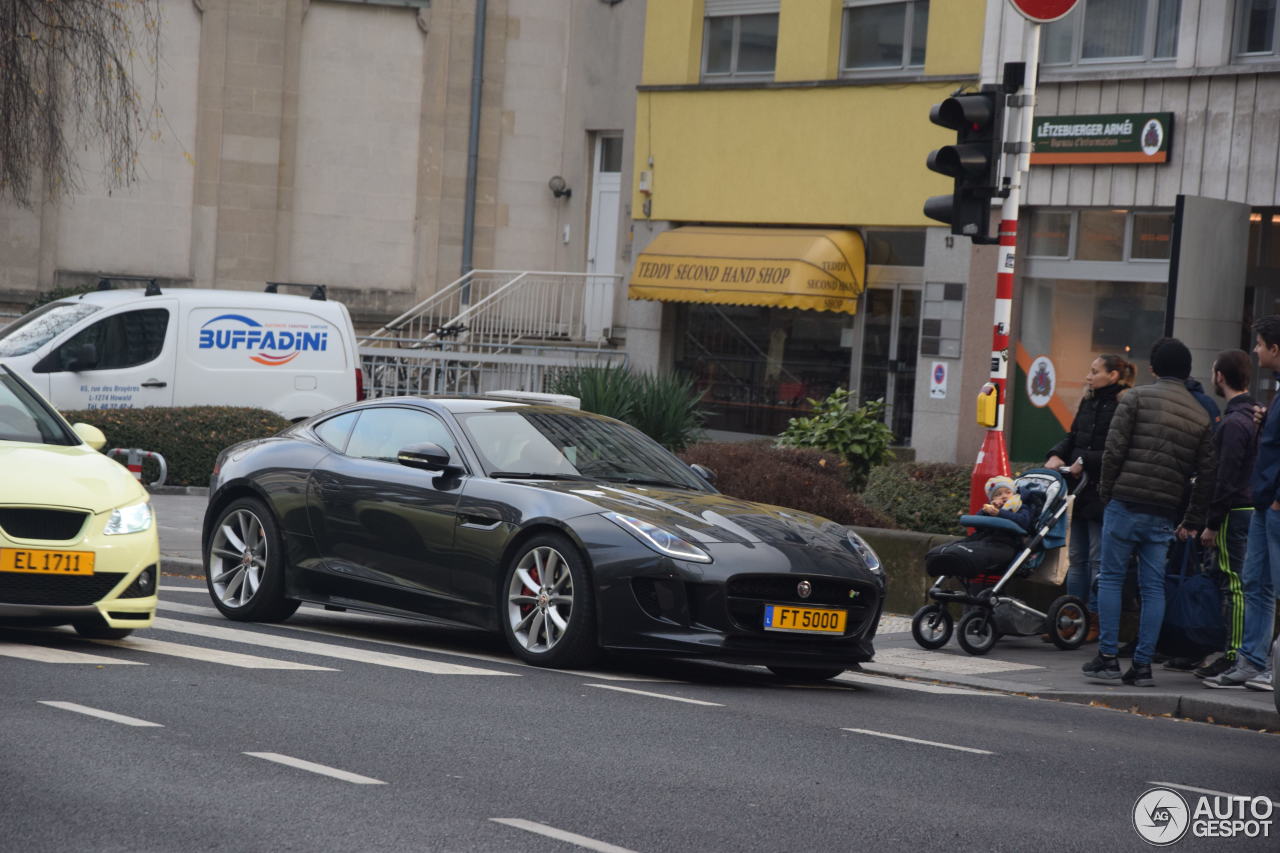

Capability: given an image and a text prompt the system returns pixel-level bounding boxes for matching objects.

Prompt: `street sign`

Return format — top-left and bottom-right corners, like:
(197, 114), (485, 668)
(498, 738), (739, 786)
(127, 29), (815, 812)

(1031, 112), (1174, 164)
(1008, 0), (1078, 23)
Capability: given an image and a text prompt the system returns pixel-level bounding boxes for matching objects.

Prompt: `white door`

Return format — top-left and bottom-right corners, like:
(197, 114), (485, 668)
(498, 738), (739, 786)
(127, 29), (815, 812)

(44, 302), (178, 411)
(585, 134), (622, 341)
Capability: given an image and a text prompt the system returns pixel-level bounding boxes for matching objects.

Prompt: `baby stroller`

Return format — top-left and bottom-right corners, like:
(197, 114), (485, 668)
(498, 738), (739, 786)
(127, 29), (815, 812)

(910, 467), (1089, 656)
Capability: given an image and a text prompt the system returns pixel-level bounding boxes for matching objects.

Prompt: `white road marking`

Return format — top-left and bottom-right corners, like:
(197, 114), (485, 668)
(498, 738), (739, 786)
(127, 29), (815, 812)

(40, 701), (162, 727)
(244, 752), (385, 785)
(159, 599), (679, 681)
(841, 728), (994, 755)
(836, 672), (996, 695)
(148, 617), (513, 676)
(870, 647), (1043, 674)
(0, 644), (146, 665)
(158, 585), (207, 592)
(1148, 781), (1280, 809)
(93, 636), (337, 670)
(490, 818), (639, 853)
(586, 683), (723, 706)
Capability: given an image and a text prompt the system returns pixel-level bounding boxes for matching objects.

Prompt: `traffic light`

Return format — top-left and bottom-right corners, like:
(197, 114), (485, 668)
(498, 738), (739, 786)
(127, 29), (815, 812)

(923, 85), (1006, 244)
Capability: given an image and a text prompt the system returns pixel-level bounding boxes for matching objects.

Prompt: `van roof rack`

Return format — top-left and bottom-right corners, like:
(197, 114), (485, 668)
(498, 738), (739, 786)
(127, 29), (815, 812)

(96, 276), (161, 296)
(265, 281), (327, 301)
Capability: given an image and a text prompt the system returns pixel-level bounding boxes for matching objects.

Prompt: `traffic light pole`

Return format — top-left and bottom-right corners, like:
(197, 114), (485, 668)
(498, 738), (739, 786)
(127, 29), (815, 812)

(969, 22), (1042, 513)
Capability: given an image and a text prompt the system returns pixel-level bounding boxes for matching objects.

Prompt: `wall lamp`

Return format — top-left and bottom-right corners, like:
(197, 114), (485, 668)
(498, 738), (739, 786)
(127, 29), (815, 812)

(548, 175), (572, 199)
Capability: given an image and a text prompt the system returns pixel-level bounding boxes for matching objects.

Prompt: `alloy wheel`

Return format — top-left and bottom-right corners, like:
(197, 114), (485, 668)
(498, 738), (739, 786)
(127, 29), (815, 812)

(209, 508), (267, 608)
(507, 545), (574, 654)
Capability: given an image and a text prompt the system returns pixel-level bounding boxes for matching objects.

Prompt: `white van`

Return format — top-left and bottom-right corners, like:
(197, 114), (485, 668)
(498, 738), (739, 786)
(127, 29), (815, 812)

(0, 283), (362, 420)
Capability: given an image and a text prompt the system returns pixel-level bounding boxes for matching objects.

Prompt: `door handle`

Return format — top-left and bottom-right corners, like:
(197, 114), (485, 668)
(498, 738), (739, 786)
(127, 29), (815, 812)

(459, 511), (502, 529)
(141, 379), (168, 388)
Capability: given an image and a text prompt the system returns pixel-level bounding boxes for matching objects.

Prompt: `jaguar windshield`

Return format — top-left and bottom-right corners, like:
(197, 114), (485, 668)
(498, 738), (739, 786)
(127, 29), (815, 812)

(458, 409), (710, 491)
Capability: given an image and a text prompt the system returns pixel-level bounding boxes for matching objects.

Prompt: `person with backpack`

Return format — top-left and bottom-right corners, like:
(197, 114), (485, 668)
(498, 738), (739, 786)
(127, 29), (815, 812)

(1046, 354), (1135, 643)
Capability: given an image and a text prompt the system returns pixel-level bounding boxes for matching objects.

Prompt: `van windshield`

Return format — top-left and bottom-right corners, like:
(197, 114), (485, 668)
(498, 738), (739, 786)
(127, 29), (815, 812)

(0, 302), (101, 357)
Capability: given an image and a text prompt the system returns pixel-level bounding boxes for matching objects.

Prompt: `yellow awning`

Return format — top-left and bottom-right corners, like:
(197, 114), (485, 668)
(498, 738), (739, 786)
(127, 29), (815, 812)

(628, 226), (866, 315)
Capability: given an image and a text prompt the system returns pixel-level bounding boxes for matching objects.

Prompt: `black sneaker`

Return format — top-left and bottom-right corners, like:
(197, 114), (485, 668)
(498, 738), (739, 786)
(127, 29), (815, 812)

(1117, 640), (1137, 658)
(1123, 662), (1155, 687)
(1194, 656), (1234, 680)
(1083, 653), (1121, 682)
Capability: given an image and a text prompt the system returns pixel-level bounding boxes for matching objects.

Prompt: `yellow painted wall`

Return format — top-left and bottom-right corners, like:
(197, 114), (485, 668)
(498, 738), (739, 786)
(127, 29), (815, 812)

(923, 0), (985, 76)
(776, 0), (841, 82)
(634, 84), (967, 227)
(642, 0), (702, 86)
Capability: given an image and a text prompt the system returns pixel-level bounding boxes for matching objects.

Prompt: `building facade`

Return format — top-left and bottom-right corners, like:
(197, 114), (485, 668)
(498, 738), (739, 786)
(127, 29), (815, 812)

(0, 0), (644, 337)
(623, 0), (996, 461)
(985, 1), (1278, 459)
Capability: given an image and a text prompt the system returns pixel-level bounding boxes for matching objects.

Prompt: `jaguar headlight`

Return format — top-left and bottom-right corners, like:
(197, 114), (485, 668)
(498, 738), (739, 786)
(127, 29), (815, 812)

(103, 500), (153, 536)
(604, 512), (712, 563)
(845, 529), (882, 575)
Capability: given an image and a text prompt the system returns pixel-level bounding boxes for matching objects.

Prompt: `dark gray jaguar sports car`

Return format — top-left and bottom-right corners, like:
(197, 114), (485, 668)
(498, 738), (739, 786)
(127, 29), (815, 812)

(202, 396), (885, 681)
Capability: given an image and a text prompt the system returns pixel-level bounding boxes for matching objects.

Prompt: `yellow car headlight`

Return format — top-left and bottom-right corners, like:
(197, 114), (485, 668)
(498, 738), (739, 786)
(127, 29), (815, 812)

(103, 500), (154, 536)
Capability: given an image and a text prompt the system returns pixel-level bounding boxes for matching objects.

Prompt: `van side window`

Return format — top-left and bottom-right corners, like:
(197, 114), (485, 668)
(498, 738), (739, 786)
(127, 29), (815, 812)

(345, 408), (458, 465)
(313, 411), (359, 452)
(36, 308), (169, 373)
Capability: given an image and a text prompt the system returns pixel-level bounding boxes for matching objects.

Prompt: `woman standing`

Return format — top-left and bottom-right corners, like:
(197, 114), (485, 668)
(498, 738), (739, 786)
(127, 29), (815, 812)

(1046, 354), (1136, 642)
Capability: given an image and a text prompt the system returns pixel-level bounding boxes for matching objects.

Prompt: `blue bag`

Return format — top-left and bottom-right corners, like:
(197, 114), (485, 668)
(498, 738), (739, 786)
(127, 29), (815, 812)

(1157, 540), (1225, 659)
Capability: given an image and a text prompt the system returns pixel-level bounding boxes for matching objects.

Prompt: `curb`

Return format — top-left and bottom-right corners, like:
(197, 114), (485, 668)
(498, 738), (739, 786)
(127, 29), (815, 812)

(161, 556), (203, 576)
(863, 665), (1277, 730)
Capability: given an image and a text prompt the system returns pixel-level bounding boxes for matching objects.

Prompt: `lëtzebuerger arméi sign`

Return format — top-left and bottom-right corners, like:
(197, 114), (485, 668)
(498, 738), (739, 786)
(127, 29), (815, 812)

(1031, 112), (1174, 165)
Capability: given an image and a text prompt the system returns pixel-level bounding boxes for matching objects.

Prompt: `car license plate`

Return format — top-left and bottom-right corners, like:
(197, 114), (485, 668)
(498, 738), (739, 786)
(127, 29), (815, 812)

(763, 604), (845, 634)
(0, 548), (95, 575)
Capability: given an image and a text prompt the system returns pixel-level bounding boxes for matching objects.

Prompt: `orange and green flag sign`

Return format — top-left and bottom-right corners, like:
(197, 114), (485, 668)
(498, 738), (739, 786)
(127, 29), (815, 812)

(1031, 112), (1174, 165)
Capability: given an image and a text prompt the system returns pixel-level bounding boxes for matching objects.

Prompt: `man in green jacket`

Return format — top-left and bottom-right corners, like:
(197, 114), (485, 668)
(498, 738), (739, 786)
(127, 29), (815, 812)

(1083, 337), (1217, 687)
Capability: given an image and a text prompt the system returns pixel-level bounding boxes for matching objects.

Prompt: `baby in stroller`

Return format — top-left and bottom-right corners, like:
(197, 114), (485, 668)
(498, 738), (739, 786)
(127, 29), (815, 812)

(912, 468), (1090, 655)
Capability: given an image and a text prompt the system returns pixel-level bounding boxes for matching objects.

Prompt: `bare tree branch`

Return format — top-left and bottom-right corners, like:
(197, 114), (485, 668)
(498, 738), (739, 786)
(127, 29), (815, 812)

(0, 0), (162, 208)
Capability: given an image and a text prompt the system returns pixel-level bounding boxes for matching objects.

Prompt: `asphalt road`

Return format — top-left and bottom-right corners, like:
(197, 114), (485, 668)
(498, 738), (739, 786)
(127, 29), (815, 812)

(3, 580), (1278, 853)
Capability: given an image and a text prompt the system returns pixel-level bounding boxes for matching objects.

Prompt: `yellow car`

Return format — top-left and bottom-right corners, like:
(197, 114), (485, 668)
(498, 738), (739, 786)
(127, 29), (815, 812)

(0, 365), (158, 639)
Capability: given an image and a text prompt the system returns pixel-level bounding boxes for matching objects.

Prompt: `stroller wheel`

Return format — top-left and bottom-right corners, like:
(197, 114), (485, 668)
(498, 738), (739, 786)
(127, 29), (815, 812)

(911, 604), (953, 650)
(1047, 595), (1089, 650)
(957, 609), (998, 655)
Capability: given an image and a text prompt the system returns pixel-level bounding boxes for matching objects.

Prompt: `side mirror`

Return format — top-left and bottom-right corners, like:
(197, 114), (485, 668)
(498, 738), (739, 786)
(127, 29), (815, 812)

(397, 442), (454, 472)
(689, 463), (716, 484)
(72, 422), (107, 451)
(64, 342), (98, 372)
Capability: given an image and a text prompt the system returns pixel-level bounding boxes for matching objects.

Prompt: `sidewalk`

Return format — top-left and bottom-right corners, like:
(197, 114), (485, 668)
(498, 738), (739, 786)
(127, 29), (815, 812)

(869, 615), (1280, 731)
(147, 491), (1280, 731)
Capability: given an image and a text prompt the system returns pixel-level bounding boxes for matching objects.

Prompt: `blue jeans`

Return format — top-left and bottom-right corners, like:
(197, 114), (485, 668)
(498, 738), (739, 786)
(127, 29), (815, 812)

(1066, 516), (1102, 613)
(1237, 508), (1280, 670)
(1097, 501), (1175, 665)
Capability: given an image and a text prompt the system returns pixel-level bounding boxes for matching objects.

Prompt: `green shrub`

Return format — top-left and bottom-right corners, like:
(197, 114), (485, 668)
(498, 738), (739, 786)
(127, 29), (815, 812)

(25, 282), (99, 311)
(61, 406), (290, 487)
(679, 441), (896, 529)
(862, 461), (970, 535)
(776, 388), (895, 491)
(551, 365), (705, 452)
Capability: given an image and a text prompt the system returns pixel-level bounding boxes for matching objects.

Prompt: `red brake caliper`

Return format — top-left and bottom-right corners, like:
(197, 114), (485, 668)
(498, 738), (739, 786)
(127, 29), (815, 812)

(519, 566), (540, 617)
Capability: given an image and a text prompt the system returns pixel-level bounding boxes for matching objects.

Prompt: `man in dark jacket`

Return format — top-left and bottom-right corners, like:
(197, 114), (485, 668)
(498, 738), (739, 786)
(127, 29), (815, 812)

(1083, 337), (1216, 687)
(1194, 350), (1257, 679)
(1205, 316), (1280, 690)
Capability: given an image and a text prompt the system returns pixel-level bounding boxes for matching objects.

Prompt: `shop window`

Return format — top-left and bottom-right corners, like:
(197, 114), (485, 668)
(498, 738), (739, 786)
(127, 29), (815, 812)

(1130, 212), (1173, 260)
(1075, 210), (1127, 261)
(1042, 0), (1180, 66)
(865, 229), (925, 265)
(1237, 0), (1279, 56)
(841, 1), (929, 72)
(1027, 211), (1072, 257)
(703, 10), (779, 80)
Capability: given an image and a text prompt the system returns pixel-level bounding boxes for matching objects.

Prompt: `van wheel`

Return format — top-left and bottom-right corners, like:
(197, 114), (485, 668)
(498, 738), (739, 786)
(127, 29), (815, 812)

(206, 497), (299, 622)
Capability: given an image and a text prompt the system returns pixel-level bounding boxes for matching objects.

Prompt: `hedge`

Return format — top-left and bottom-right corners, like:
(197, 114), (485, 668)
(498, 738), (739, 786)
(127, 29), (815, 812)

(62, 406), (291, 487)
(862, 462), (970, 535)
(678, 441), (896, 529)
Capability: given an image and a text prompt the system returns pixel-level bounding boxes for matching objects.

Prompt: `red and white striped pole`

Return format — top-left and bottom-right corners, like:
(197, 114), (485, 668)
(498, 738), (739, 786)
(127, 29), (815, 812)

(969, 21), (1041, 513)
